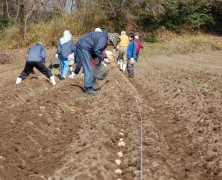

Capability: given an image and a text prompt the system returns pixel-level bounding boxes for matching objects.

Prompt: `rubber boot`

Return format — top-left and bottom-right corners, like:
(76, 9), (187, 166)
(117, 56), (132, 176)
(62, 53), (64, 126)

(50, 76), (56, 85)
(16, 77), (22, 84)
(85, 87), (98, 94)
(113, 49), (117, 58)
(122, 64), (127, 71)
(120, 61), (123, 71)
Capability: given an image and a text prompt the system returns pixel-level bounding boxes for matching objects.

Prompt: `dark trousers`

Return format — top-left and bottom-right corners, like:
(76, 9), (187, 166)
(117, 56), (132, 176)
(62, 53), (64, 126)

(19, 61), (52, 79)
(127, 61), (134, 78)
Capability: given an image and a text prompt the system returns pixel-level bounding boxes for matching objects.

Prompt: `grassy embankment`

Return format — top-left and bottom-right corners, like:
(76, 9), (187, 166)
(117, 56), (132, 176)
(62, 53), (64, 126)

(142, 31), (222, 57)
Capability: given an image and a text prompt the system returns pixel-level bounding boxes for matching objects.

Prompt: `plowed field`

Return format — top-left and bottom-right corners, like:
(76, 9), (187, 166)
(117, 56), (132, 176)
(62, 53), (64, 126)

(0, 48), (222, 180)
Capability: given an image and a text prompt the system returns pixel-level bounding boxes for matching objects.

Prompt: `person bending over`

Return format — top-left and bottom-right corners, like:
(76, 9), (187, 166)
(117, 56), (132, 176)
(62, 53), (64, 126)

(16, 43), (56, 85)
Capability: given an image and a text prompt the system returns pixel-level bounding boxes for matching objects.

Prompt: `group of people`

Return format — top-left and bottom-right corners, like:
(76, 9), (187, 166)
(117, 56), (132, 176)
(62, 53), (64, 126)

(117, 31), (144, 78)
(15, 28), (143, 94)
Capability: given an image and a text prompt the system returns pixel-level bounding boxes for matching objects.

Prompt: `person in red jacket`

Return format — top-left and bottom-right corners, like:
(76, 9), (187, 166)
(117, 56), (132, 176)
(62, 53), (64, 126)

(134, 35), (144, 61)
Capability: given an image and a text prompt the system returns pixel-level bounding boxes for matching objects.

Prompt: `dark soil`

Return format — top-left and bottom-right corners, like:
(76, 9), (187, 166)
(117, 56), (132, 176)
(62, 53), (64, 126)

(0, 49), (221, 179)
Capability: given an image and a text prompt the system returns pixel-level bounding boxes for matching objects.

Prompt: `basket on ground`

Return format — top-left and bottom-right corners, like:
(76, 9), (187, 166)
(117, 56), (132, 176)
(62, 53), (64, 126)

(93, 63), (109, 80)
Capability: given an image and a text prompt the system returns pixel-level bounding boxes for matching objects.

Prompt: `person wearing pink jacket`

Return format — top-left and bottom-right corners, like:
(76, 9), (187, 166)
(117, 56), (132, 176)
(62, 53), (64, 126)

(134, 35), (144, 61)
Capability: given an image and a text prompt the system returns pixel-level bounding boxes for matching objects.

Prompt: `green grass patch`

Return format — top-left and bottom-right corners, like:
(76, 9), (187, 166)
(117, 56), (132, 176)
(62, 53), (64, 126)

(37, 86), (48, 94)
(188, 79), (211, 89)
(63, 106), (76, 114)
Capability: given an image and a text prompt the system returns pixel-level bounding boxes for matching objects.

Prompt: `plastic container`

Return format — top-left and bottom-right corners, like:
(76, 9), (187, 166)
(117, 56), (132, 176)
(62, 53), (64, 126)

(93, 63), (109, 80)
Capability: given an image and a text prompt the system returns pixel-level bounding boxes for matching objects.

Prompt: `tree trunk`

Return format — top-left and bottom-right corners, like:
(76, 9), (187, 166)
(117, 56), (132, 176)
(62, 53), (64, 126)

(19, 0), (49, 39)
(0, 0), (7, 19)
(19, 0), (26, 39)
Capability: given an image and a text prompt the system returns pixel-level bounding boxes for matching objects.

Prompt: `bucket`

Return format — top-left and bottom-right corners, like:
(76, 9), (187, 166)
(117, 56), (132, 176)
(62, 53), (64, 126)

(51, 58), (60, 68)
(93, 63), (109, 80)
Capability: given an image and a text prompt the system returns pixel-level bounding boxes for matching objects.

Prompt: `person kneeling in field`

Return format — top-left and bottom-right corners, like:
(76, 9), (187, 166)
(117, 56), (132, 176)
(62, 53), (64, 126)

(16, 43), (56, 85)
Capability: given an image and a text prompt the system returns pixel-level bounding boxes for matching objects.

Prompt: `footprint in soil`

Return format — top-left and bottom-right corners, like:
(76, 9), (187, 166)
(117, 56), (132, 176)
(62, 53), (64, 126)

(71, 84), (85, 92)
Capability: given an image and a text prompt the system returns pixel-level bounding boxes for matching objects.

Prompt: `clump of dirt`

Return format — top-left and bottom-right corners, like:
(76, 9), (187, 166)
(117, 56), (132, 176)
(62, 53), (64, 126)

(0, 53), (11, 64)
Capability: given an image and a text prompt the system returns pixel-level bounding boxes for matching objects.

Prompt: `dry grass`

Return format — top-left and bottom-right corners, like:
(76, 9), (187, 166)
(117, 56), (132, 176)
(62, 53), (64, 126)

(141, 33), (222, 57)
(0, 12), (93, 50)
(1, 13), (222, 57)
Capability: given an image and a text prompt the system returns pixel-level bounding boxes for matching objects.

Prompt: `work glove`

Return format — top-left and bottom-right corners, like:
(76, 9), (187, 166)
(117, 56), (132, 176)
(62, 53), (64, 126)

(130, 58), (134, 64)
(68, 72), (76, 79)
(103, 58), (110, 64)
(55, 54), (58, 59)
(69, 66), (73, 72)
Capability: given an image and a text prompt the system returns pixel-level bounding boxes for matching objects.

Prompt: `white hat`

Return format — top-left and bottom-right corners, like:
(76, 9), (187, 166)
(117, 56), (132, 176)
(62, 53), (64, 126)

(121, 31), (126, 35)
(135, 35), (139, 39)
(95, 28), (102, 32)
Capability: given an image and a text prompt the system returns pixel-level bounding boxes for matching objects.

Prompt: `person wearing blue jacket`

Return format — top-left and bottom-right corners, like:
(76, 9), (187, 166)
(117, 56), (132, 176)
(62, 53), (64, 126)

(57, 30), (75, 80)
(16, 43), (56, 85)
(75, 30), (109, 94)
(126, 33), (137, 78)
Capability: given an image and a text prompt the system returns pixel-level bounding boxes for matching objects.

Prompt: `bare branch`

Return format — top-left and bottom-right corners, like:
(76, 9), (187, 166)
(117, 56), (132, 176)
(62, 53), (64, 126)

(5, 0), (12, 22)
(106, 0), (116, 16)
(0, 1), (3, 16)
(14, 0), (20, 22)
(25, 0), (49, 21)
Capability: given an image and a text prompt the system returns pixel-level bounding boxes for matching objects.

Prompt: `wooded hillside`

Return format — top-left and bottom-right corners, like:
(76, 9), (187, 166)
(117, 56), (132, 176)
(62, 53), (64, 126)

(1, 0), (222, 48)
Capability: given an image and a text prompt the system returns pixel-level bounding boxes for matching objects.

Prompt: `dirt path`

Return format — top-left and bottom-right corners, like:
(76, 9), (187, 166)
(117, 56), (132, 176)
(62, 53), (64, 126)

(0, 50), (221, 179)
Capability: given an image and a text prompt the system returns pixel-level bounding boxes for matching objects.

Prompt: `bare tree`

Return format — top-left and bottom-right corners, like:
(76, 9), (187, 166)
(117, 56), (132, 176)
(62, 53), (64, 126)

(19, 0), (49, 39)
(5, 0), (20, 25)
(50, 0), (67, 11)
(0, 0), (7, 18)
(13, 0), (20, 21)
(5, 0), (12, 23)
(0, 1), (3, 17)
